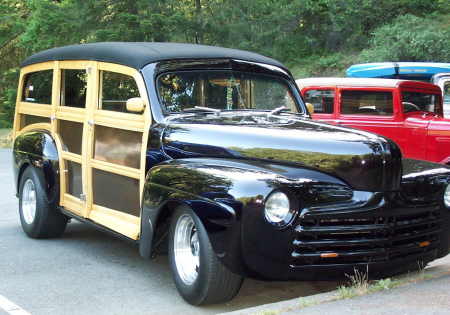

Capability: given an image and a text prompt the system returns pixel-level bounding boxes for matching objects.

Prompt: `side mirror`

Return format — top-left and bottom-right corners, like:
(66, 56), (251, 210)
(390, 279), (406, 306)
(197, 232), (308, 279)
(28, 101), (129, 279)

(126, 97), (146, 113)
(306, 102), (314, 114)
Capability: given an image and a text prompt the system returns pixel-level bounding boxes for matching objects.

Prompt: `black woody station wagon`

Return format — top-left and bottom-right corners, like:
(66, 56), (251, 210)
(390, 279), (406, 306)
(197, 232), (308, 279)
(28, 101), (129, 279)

(12, 42), (450, 305)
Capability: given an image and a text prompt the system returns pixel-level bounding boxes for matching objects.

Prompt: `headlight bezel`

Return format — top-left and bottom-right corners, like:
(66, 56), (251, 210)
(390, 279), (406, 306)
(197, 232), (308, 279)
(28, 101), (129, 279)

(264, 190), (298, 228)
(444, 184), (450, 208)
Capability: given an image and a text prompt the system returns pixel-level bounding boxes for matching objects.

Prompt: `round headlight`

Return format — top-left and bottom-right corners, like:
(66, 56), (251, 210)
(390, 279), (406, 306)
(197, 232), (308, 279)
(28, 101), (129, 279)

(265, 191), (291, 225)
(444, 185), (450, 208)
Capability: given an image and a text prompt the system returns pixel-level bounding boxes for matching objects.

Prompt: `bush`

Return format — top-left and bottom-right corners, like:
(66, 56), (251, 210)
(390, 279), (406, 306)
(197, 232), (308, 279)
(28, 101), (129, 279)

(0, 68), (19, 128)
(359, 14), (450, 62)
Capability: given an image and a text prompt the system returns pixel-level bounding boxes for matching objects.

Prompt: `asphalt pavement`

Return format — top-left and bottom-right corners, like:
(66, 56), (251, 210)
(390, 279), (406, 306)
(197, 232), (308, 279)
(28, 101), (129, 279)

(0, 149), (339, 315)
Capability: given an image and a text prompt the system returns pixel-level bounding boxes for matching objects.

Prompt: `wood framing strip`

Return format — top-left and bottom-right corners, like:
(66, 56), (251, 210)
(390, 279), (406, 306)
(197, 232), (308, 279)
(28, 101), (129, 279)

(97, 62), (136, 77)
(93, 111), (145, 132)
(51, 61), (61, 134)
(82, 61), (98, 218)
(55, 110), (85, 123)
(18, 103), (52, 117)
(12, 71), (24, 139)
(90, 159), (140, 179)
(59, 60), (94, 70)
(61, 151), (82, 163)
(62, 193), (83, 216)
(135, 72), (152, 202)
(89, 204), (140, 240)
(21, 61), (54, 74)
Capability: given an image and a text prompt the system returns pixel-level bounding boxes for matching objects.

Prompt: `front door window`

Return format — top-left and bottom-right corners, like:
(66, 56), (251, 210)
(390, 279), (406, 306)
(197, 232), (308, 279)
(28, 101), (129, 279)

(443, 81), (450, 117)
(303, 89), (335, 114)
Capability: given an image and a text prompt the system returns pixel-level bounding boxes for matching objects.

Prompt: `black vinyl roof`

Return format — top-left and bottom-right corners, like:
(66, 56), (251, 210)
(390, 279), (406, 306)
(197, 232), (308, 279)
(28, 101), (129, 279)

(21, 42), (287, 70)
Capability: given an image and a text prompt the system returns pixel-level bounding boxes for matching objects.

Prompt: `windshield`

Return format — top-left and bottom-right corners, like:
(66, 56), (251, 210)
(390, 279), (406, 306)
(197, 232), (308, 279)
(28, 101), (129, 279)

(156, 71), (301, 114)
(402, 91), (440, 113)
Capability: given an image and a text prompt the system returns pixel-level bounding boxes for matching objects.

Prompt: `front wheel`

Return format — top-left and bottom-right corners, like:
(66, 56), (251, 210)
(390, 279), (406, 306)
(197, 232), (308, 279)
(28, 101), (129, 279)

(168, 206), (243, 305)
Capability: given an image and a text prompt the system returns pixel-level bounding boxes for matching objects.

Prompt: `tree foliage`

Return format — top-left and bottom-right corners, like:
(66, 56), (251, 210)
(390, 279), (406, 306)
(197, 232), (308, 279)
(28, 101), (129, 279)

(359, 14), (450, 62)
(0, 0), (449, 126)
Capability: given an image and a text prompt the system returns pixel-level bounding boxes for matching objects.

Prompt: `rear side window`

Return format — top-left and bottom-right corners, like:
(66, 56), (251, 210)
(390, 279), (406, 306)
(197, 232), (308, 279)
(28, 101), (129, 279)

(341, 90), (393, 116)
(61, 69), (87, 108)
(22, 70), (53, 104)
(304, 89), (334, 114)
(100, 71), (140, 114)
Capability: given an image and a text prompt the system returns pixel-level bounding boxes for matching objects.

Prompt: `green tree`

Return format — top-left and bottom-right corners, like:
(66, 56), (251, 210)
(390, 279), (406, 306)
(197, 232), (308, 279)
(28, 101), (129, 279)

(359, 14), (450, 62)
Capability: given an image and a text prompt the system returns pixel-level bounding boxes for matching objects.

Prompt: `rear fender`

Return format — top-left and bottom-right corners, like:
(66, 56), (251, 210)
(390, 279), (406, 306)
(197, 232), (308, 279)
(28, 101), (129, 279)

(13, 130), (59, 205)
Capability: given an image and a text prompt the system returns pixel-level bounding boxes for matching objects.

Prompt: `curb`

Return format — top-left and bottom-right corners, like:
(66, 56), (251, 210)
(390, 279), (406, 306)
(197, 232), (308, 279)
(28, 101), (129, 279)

(219, 259), (450, 315)
(218, 289), (337, 315)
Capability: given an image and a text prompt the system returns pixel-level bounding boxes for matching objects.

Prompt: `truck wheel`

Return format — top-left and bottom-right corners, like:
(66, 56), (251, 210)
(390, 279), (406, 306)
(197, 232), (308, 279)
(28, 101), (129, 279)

(168, 206), (243, 305)
(18, 166), (67, 238)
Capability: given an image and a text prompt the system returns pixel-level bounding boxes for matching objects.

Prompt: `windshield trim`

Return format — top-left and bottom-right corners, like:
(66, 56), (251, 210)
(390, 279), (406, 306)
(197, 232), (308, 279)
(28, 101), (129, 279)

(154, 69), (305, 117)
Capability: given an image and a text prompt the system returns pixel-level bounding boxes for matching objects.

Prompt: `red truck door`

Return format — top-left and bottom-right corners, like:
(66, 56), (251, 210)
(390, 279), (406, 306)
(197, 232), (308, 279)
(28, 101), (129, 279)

(400, 90), (440, 161)
(400, 87), (450, 164)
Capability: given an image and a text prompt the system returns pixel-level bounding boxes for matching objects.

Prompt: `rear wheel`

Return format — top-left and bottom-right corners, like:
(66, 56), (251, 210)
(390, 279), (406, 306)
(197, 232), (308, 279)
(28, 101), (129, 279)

(18, 166), (67, 238)
(168, 206), (243, 305)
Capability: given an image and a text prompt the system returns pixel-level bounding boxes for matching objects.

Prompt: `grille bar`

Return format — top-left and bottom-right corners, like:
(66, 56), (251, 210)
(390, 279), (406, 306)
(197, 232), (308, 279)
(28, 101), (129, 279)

(292, 208), (441, 266)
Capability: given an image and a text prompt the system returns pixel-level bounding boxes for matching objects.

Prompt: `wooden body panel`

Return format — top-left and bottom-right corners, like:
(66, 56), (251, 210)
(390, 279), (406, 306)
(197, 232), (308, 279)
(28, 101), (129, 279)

(14, 60), (152, 240)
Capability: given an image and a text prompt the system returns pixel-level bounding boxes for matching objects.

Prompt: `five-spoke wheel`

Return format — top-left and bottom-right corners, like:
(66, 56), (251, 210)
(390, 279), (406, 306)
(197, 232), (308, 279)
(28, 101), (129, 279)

(168, 206), (243, 305)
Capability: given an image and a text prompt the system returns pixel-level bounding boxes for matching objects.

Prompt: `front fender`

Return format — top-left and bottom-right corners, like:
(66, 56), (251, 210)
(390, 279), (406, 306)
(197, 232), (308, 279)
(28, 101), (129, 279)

(13, 130), (59, 205)
(140, 157), (348, 276)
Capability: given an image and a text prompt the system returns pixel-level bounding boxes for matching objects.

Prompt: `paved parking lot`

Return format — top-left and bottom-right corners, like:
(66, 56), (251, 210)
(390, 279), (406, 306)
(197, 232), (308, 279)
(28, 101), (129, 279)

(0, 149), (339, 315)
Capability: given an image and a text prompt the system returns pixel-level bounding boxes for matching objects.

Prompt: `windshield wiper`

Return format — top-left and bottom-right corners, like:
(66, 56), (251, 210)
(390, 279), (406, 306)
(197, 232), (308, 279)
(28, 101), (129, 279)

(182, 106), (221, 114)
(269, 106), (288, 115)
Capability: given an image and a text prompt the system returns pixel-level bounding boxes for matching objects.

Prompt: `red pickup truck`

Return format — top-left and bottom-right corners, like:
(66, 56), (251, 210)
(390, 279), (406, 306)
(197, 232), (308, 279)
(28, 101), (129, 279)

(297, 77), (450, 165)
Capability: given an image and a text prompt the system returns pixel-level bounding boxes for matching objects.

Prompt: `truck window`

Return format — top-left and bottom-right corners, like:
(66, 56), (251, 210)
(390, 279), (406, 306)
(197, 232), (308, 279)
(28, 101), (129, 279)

(22, 70), (53, 104)
(304, 89), (334, 114)
(402, 92), (439, 113)
(443, 82), (450, 117)
(341, 90), (393, 116)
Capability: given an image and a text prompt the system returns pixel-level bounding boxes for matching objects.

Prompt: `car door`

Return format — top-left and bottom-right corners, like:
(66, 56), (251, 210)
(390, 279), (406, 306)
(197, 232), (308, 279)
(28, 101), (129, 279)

(336, 87), (406, 154)
(55, 61), (92, 218)
(55, 61), (150, 240)
(85, 62), (151, 240)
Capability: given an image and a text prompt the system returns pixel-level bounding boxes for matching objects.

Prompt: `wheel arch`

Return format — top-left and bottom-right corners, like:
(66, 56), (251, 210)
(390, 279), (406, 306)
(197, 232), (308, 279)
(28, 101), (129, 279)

(13, 128), (61, 205)
(138, 157), (351, 276)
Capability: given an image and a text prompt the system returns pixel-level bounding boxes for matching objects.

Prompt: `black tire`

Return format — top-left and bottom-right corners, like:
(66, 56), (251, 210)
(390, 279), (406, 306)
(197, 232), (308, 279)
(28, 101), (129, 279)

(18, 166), (68, 238)
(168, 206), (243, 305)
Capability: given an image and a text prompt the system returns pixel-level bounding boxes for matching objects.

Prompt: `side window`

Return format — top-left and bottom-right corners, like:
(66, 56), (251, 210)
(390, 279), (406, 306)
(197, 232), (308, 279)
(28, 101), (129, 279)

(99, 71), (141, 114)
(61, 69), (87, 108)
(22, 70), (53, 104)
(341, 90), (393, 116)
(304, 89), (334, 114)
(443, 81), (450, 117)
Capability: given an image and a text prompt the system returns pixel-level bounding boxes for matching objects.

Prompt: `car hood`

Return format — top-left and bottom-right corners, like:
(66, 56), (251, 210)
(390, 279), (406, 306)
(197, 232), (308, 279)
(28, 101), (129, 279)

(161, 115), (402, 191)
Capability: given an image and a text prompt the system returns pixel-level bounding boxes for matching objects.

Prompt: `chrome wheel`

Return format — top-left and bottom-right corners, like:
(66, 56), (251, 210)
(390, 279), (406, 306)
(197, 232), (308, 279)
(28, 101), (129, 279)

(22, 179), (37, 225)
(173, 214), (200, 285)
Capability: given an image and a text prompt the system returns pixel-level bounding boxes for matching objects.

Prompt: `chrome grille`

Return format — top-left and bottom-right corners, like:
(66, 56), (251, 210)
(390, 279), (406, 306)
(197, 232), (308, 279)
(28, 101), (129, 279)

(292, 208), (441, 266)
